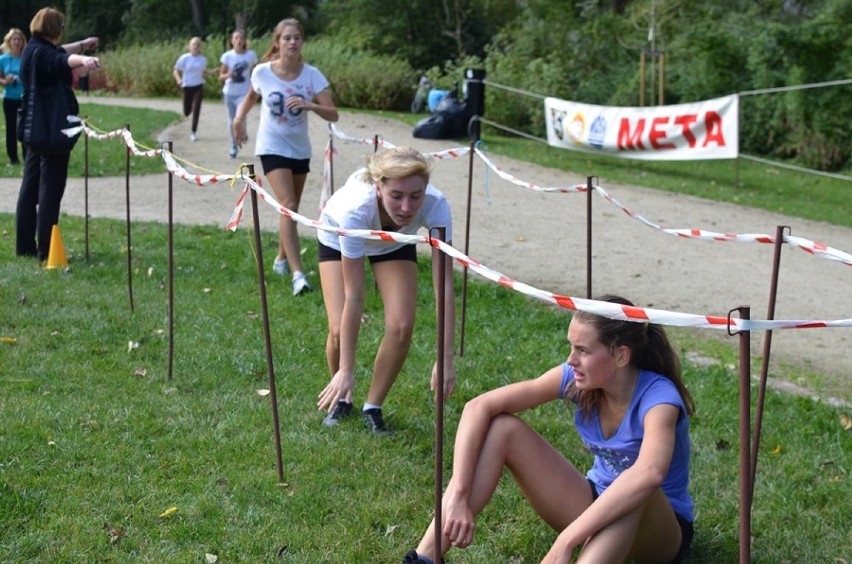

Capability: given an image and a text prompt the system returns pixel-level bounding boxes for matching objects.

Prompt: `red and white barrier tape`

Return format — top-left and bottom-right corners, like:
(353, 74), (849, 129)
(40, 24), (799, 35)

(593, 185), (852, 267)
(72, 118), (852, 268)
(473, 147), (586, 193)
(328, 123), (470, 160)
(229, 173), (852, 332)
(161, 151), (234, 186)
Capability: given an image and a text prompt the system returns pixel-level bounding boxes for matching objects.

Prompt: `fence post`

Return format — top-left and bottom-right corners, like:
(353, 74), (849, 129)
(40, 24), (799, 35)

(246, 164), (286, 484)
(464, 68), (486, 141)
(124, 124), (134, 313)
(430, 226), (448, 559)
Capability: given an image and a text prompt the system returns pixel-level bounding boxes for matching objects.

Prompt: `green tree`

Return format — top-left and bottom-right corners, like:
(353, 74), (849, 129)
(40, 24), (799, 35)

(314, 0), (520, 71)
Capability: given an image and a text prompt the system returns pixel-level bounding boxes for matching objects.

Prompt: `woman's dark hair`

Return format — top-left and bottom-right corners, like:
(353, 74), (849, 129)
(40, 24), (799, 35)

(565, 295), (695, 418)
(30, 8), (64, 41)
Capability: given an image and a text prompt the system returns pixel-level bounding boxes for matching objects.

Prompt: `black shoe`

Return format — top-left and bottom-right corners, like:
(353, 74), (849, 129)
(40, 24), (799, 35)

(322, 401), (353, 427)
(362, 408), (392, 435)
(402, 549), (443, 564)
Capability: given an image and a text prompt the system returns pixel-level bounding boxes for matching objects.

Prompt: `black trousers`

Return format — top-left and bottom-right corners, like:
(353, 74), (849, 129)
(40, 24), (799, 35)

(16, 149), (71, 260)
(182, 85), (204, 134)
(3, 97), (24, 164)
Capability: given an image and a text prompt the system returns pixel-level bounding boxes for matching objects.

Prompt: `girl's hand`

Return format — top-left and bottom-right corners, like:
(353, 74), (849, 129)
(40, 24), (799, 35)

(317, 369), (355, 412)
(284, 95), (310, 113)
(539, 532), (576, 563)
(430, 361), (456, 402)
(443, 491), (475, 549)
(232, 118), (247, 148)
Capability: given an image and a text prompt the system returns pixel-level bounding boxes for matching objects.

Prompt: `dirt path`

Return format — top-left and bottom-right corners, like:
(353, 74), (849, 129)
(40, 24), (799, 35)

(2, 95), (849, 404)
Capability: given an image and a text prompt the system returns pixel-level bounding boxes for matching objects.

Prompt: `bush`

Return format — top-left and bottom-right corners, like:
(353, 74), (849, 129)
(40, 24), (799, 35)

(100, 36), (227, 98)
(98, 35), (415, 111)
(303, 38), (414, 110)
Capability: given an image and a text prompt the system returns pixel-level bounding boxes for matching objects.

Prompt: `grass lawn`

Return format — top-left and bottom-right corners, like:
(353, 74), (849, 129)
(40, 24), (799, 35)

(0, 215), (849, 562)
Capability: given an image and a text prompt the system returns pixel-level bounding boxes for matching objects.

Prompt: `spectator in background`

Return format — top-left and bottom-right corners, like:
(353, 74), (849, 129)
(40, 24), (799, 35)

(173, 36), (215, 142)
(219, 29), (257, 159)
(0, 28), (27, 166)
(15, 7), (99, 260)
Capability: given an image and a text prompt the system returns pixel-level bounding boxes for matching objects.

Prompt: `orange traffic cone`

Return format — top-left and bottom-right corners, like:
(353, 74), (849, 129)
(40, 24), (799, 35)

(45, 224), (69, 269)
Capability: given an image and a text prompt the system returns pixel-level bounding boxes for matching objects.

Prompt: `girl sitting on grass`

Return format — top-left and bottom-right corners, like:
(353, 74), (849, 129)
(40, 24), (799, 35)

(403, 295), (695, 563)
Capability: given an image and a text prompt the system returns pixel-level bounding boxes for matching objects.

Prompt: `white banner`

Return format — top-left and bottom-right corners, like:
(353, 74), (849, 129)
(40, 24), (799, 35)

(544, 94), (739, 160)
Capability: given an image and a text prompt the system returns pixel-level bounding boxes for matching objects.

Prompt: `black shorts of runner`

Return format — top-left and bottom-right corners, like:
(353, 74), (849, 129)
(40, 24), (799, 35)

(260, 154), (310, 175)
(317, 240), (417, 264)
(587, 478), (694, 563)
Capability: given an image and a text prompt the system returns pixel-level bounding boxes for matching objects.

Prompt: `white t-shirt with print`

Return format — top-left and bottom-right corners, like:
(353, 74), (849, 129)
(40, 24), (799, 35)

(219, 49), (257, 97)
(317, 168), (453, 258)
(250, 62), (330, 159)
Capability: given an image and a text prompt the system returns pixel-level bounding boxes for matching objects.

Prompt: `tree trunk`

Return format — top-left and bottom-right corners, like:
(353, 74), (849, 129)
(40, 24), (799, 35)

(189, 0), (205, 36)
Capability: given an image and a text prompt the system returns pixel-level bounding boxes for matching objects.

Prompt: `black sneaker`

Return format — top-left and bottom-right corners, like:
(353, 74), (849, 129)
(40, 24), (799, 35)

(362, 408), (392, 435)
(402, 549), (443, 564)
(322, 401), (353, 427)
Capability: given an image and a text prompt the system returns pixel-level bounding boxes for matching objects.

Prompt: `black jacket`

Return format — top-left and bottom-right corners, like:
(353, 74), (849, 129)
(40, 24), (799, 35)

(18, 37), (79, 153)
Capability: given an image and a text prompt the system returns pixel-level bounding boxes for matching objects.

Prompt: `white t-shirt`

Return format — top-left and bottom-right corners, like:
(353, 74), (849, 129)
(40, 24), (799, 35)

(174, 53), (208, 87)
(250, 62), (330, 159)
(317, 168), (453, 258)
(219, 49), (257, 97)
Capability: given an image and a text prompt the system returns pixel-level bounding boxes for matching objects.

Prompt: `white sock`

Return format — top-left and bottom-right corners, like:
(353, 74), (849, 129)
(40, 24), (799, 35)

(362, 403), (381, 412)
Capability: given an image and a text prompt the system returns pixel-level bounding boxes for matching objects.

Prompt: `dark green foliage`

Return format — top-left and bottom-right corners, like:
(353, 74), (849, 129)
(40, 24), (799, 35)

(2, 0), (848, 170)
(303, 38), (414, 111)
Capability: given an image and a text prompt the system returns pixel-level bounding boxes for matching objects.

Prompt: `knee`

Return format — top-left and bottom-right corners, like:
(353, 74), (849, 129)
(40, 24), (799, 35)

(279, 195), (301, 211)
(327, 323), (342, 348)
(384, 318), (414, 345)
(489, 413), (522, 436)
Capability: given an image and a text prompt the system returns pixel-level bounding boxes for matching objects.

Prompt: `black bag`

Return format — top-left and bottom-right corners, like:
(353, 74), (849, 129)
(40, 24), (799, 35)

(17, 47), (80, 154)
(412, 96), (469, 140)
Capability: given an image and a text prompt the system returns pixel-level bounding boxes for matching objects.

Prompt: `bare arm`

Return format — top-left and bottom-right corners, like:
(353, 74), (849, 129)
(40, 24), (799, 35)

(61, 36), (98, 55)
(232, 89), (260, 148)
(65, 36), (100, 70)
(67, 54), (99, 71)
(448, 367), (564, 503)
(285, 89), (338, 123)
(317, 255), (367, 411)
(543, 403), (680, 561)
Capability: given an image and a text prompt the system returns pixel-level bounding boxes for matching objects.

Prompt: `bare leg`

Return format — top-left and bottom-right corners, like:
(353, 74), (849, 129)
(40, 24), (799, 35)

(266, 168), (307, 273)
(366, 259), (418, 405)
(319, 260), (344, 376)
(577, 489), (681, 563)
(415, 413), (592, 561)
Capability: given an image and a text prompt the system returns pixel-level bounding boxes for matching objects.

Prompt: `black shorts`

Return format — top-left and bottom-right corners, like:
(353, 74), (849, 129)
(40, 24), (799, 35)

(317, 240), (417, 264)
(260, 154), (310, 175)
(587, 479), (693, 563)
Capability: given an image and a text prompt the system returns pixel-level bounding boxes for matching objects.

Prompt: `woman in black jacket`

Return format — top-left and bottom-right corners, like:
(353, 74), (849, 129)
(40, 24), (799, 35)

(15, 7), (99, 260)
